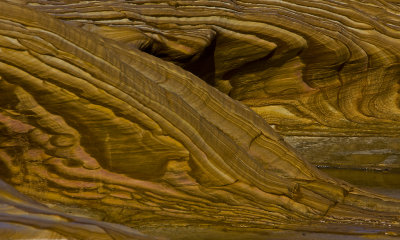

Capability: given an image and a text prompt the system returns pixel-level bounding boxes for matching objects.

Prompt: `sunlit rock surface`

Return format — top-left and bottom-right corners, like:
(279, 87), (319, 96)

(1, 0), (400, 239)
(19, 0), (400, 136)
(19, 0), (400, 170)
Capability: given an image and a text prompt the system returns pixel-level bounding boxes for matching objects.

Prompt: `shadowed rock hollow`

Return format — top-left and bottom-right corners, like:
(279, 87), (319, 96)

(1, 0), (400, 239)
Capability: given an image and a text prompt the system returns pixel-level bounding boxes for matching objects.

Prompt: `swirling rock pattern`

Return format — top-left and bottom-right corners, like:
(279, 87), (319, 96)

(19, 0), (400, 136)
(19, 0), (400, 171)
(0, 0), (400, 239)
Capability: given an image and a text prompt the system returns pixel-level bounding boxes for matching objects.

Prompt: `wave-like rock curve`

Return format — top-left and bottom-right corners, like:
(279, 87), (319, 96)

(0, 1), (400, 239)
(19, 0), (400, 136)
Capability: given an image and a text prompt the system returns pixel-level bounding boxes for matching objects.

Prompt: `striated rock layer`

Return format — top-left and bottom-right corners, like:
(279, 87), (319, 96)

(18, 0), (400, 171)
(18, 0), (400, 136)
(0, 1), (400, 239)
(0, 179), (161, 240)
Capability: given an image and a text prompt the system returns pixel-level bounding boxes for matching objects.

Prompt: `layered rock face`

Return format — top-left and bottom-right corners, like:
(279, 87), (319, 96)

(0, 179), (159, 240)
(20, 0), (400, 169)
(0, 0), (400, 239)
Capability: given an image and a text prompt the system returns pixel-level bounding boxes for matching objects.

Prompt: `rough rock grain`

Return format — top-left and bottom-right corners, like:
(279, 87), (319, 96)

(0, 1), (400, 239)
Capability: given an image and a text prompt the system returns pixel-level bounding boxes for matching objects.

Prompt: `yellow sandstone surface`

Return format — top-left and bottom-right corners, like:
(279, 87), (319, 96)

(0, 0), (400, 239)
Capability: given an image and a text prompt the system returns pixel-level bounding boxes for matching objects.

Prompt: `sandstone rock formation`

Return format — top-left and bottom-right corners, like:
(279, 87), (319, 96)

(0, 0), (400, 239)
(20, 0), (400, 170)
(19, 0), (400, 136)
(0, 179), (160, 239)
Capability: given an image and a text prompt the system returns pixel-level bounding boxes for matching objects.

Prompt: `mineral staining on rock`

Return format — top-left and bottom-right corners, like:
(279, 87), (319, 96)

(0, 0), (400, 239)
(22, 0), (400, 171)
(22, 0), (400, 136)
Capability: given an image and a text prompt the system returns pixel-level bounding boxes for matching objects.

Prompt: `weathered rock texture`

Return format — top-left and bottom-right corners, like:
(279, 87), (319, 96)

(0, 179), (160, 240)
(285, 136), (400, 169)
(18, 0), (400, 171)
(18, 0), (400, 136)
(0, 0), (400, 239)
